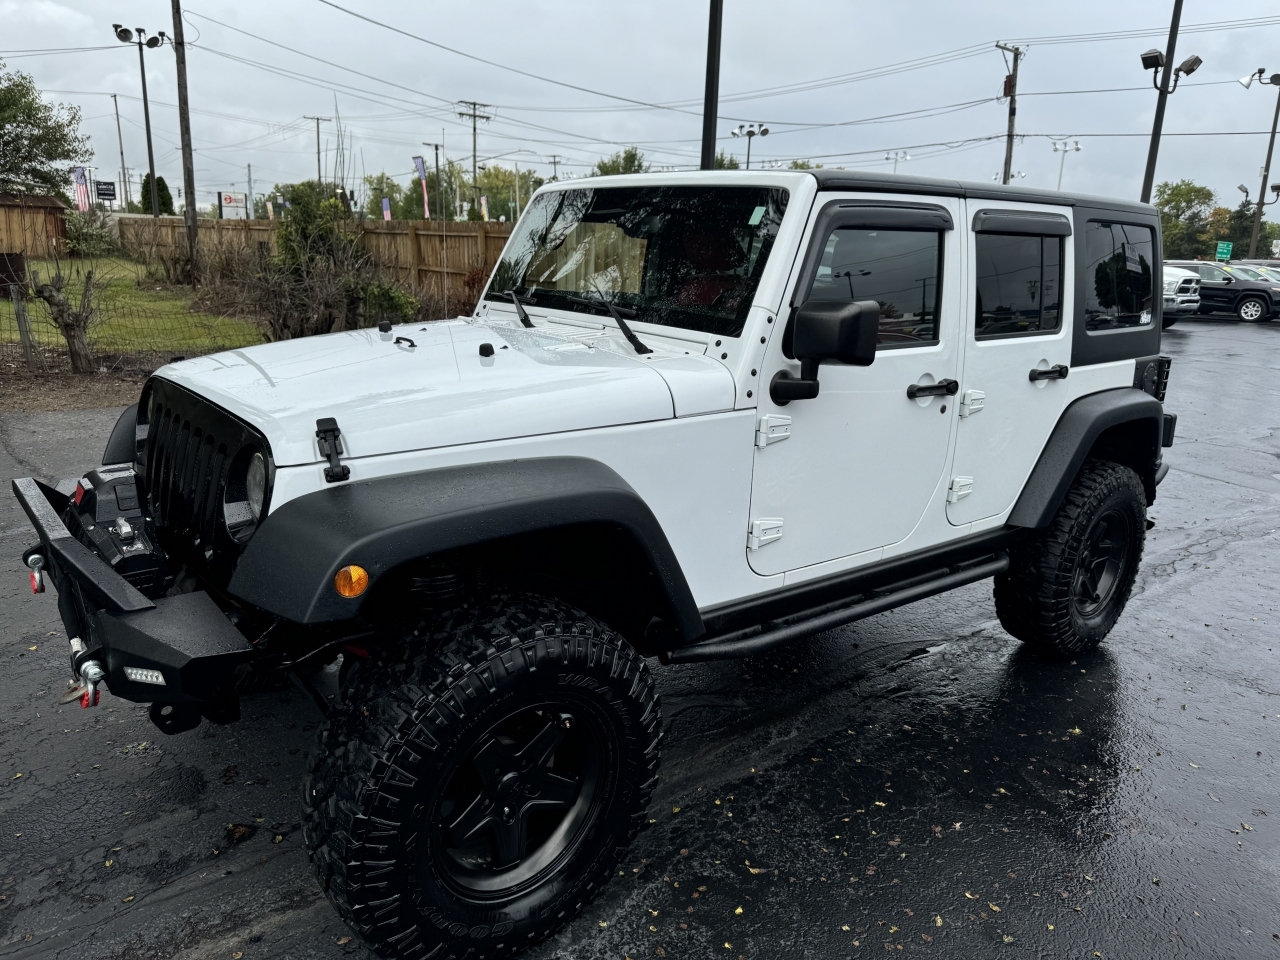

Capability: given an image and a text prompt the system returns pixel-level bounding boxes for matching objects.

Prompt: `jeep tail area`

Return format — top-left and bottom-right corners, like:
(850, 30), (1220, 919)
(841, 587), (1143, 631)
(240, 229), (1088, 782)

(13, 170), (1176, 959)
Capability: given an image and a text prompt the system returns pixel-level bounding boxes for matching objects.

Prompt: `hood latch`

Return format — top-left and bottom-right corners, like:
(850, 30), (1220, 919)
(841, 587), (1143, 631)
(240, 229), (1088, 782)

(316, 418), (351, 482)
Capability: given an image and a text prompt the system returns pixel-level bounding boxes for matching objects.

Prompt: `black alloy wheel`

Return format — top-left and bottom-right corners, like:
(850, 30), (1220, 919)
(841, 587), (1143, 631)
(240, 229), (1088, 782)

(431, 701), (606, 898)
(994, 459), (1146, 656)
(304, 596), (660, 960)
(1071, 507), (1132, 621)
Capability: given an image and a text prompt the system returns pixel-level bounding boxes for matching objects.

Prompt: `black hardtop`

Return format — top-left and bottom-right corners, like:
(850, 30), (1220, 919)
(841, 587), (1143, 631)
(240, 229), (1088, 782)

(808, 168), (1154, 218)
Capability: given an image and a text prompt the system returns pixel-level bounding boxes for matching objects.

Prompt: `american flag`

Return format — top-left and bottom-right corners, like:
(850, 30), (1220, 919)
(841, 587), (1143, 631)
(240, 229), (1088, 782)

(72, 167), (90, 212)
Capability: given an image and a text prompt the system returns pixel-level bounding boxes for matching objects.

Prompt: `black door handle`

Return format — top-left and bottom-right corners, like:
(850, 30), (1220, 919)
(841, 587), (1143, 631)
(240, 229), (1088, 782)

(906, 378), (959, 399)
(1028, 364), (1069, 382)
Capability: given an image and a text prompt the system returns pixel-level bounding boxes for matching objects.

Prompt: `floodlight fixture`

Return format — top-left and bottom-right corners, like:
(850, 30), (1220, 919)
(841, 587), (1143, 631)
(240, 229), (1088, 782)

(113, 24), (133, 42)
(1177, 55), (1202, 77)
(1240, 69), (1265, 89)
(1239, 184), (1250, 195)
(1140, 48), (1164, 72)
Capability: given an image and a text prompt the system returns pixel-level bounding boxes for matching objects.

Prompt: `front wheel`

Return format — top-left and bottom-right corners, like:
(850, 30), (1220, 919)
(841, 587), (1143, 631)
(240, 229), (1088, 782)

(304, 596), (660, 959)
(1236, 296), (1268, 322)
(995, 460), (1146, 656)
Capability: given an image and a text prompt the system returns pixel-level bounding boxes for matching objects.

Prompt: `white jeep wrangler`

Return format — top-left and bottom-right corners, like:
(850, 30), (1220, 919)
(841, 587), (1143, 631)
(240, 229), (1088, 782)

(14, 170), (1175, 959)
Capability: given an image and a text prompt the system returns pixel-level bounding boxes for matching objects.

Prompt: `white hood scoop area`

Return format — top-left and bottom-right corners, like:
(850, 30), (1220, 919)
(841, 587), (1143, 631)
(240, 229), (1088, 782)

(156, 318), (735, 467)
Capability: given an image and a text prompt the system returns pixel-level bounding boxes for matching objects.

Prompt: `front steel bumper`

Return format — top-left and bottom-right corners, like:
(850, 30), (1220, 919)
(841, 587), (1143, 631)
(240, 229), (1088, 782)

(12, 476), (252, 710)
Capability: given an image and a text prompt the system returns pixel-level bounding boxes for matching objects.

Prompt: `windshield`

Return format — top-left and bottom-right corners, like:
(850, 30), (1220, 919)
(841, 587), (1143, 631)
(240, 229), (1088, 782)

(487, 185), (790, 338)
(1228, 265), (1264, 280)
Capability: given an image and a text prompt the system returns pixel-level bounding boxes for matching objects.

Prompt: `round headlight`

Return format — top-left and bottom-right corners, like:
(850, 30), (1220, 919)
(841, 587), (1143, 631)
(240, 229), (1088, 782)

(246, 452), (267, 521)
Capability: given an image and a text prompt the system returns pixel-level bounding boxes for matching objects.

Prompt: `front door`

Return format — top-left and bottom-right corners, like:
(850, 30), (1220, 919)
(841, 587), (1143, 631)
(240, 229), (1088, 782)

(748, 194), (963, 577)
(1194, 262), (1232, 313)
(947, 202), (1075, 525)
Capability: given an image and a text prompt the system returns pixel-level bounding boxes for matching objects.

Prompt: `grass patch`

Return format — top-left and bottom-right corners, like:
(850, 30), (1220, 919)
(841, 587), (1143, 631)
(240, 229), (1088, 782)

(0, 255), (264, 356)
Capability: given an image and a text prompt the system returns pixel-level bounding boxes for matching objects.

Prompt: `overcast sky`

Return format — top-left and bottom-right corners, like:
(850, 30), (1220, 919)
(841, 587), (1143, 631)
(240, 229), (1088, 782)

(5, 0), (1280, 210)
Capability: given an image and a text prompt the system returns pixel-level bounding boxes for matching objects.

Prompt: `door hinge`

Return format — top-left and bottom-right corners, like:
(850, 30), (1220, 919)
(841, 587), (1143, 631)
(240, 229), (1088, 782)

(947, 477), (974, 503)
(316, 418), (351, 482)
(747, 518), (784, 550)
(959, 389), (986, 418)
(756, 414), (792, 447)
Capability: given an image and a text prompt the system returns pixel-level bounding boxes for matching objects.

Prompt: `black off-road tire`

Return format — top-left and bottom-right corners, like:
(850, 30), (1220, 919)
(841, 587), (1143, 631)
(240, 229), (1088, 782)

(303, 595), (660, 959)
(995, 459), (1146, 656)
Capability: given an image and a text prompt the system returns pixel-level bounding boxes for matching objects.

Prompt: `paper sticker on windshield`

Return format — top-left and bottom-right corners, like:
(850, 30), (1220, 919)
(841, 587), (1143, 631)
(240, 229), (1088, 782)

(1123, 242), (1143, 274)
(748, 205), (766, 226)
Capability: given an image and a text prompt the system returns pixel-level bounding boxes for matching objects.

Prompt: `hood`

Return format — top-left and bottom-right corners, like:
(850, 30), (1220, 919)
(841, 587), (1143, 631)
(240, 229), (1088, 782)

(155, 319), (735, 466)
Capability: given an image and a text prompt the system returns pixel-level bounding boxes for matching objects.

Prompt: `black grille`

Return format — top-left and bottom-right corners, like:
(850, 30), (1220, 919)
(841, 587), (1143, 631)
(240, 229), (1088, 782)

(139, 377), (270, 584)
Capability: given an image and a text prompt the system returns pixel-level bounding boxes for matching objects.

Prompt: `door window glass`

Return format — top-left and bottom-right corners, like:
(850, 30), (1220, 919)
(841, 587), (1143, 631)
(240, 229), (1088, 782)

(805, 228), (943, 346)
(974, 233), (1063, 338)
(1084, 221), (1155, 331)
(1197, 264), (1228, 281)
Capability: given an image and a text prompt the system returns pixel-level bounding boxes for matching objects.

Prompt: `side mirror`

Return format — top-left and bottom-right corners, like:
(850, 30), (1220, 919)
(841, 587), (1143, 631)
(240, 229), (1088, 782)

(771, 299), (878, 405)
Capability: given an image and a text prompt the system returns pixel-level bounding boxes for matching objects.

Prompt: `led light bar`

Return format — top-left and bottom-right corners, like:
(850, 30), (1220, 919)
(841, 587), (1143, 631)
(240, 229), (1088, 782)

(123, 666), (166, 685)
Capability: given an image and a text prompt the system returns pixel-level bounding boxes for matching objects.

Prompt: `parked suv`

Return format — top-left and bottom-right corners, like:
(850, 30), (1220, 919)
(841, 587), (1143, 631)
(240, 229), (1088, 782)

(1161, 265), (1200, 327)
(13, 170), (1176, 960)
(1166, 259), (1279, 321)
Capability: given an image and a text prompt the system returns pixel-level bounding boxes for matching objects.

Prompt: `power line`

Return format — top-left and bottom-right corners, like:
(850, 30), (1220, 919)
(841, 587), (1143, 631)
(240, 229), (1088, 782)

(310, 0), (703, 116)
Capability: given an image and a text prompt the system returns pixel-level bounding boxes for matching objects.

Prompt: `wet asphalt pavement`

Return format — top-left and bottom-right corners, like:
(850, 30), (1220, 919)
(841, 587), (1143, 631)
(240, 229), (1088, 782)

(0, 318), (1277, 960)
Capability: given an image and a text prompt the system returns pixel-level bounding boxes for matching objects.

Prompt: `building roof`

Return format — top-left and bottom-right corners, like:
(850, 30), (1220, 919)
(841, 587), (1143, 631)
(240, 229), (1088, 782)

(0, 194), (68, 209)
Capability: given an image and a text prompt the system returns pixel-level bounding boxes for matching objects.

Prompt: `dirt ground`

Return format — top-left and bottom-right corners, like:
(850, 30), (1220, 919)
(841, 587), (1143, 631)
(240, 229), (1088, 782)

(0, 369), (148, 412)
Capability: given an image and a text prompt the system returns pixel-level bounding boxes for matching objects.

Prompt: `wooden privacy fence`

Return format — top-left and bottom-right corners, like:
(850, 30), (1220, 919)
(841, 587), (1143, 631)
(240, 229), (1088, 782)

(116, 216), (515, 308)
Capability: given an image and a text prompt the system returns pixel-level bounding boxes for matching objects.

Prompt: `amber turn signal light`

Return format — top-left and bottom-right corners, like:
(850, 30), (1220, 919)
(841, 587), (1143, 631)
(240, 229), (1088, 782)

(334, 564), (369, 598)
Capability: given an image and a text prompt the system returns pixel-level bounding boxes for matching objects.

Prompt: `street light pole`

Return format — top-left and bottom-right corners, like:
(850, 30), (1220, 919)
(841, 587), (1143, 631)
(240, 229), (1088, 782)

(112, 27), (164, 217)
(304, 117), (331, 183)
(700, 0), (724, 170)
(1247, 73), (1280, 259)
(1141, 0), (1183, 203)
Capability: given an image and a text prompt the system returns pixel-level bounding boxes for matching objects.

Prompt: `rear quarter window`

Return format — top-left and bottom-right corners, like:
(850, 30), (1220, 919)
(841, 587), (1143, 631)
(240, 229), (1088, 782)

(1084, 222), (1155, 332)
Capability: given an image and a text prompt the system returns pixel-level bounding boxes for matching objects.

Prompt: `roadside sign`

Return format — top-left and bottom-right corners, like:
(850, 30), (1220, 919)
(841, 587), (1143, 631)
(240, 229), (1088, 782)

(219, 191), (248, 220)
(1215, 241), (1233, 261)
(95, 181), (117, 201)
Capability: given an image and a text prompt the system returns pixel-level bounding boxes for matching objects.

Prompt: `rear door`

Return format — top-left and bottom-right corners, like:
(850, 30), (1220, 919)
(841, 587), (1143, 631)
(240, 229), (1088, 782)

(947, 202), (1074, 526)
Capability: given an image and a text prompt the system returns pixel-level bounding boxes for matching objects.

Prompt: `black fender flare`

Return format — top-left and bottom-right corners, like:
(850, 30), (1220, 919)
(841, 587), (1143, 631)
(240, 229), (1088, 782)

(227, 456), (705, 640)
(102, 403), (139, 466)
(1008, 388), (1163, 529)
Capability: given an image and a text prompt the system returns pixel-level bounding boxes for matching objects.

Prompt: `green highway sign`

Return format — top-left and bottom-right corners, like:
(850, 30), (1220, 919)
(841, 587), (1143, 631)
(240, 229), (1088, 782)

(1216, 241), (1233, 261)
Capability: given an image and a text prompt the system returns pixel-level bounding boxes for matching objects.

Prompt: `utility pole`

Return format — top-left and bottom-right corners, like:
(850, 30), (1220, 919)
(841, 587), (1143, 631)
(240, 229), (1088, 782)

(170, 0), (198, 275)
(995, 43), (1024, 186)
(305, 116), (331, 183)
(549, 154), (561, 180)
(1248, 76), (1280, 258)
(111, 94), (131, 210)
(456, 101), (492, 213)
(247, 163), (254, 220)
(700, 0), (724, 170)
(1141, 0), (1183, 204)
(514, 159), (521, 217)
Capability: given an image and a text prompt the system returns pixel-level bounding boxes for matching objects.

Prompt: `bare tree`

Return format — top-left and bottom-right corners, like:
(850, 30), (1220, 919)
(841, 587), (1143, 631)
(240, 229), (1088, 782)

(33, 270), (99, 373)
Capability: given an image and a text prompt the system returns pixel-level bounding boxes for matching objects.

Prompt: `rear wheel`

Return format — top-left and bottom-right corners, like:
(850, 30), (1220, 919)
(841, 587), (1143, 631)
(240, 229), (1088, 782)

(995, 460), (1145, 656)
(304, 595), (660, 959)
(1236, 296), (1267, 322)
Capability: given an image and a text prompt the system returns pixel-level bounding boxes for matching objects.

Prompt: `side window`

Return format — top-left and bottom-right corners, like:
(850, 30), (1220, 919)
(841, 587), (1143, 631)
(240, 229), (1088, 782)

(1200, 264), (1227, 282)
(804, 227), (943, 347)
(1084, 221), (1155, 331)
(974, 233), (1063, 338)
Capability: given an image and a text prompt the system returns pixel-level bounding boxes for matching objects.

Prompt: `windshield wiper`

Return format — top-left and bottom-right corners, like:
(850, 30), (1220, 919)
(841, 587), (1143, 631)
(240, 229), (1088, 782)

(566, 295), (653, 355)
(502, 289), (535, 328)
